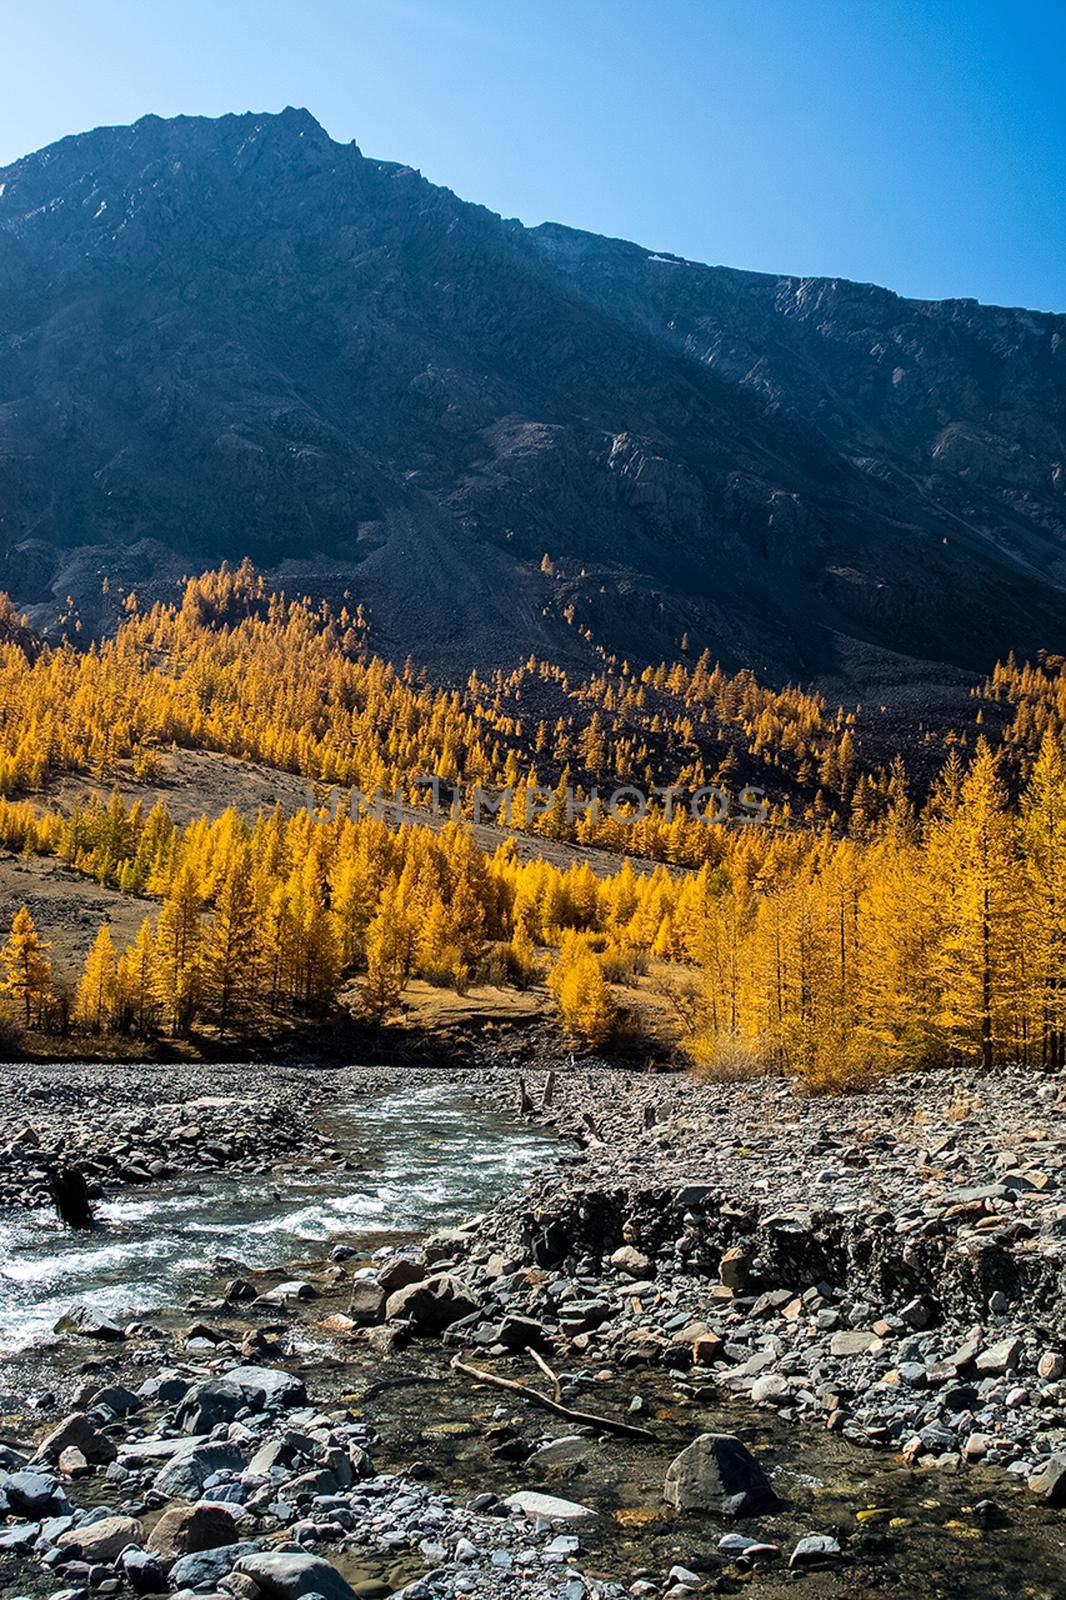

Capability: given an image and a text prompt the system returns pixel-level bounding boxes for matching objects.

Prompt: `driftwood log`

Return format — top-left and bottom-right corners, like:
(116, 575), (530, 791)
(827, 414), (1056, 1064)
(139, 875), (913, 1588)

(450, 1356), (655, 1440)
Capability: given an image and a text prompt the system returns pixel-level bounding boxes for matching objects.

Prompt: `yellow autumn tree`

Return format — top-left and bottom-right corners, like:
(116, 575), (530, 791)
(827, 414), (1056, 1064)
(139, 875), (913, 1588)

(0, 906), (53, 1026)
(75, 923), (117, 1033)
(548, 935), (616, 1049)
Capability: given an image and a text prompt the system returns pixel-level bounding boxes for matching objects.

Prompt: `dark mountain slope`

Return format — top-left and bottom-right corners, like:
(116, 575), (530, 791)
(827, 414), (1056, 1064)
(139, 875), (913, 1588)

(0, 108), (1062, 682)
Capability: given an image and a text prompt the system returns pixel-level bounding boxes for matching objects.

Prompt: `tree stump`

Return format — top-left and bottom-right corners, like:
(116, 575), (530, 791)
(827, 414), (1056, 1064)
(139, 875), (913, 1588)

(48, 1166), (95, 1229)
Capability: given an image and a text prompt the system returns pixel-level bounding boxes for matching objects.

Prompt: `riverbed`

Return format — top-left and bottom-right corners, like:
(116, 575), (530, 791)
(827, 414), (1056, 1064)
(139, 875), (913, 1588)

(0, 1063), (1063, 1600)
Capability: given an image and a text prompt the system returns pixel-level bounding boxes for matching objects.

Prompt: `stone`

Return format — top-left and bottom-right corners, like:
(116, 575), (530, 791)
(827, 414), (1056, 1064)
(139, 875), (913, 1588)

(532, 1435), (597, 1466)
(377, 1256), (426, 1295)
(1037, 1351), (1064, 1381)
(750, 1373), (790, 1405)
(496, 1314), (553, 1352)
(963, 1433), (992, 1462)
(58, 1447), (90, 1477)
(662, 1433), (775, 1515)
(178, 1367), (305, 1432)
(235, 1550), (360, 1599)
(33, 1412), (118, 1469)
(154, 1443), (245, 1500)
(2, 1469), (63, 1516)
(56, 1515), (143, 1563)
(384, 1274), (477, 1335)
(53, 1305), (125, 1340)
(89, 1384), (141, 1416)
(0, 1522), (38, 1552)
(790, 1534), (842, 1567)
(1027, 1456), (1066, 1506)
(260, 1280), (318, 1306)
(169, 1541), (258, 1588)
(120, 1549), (168, 1595)
(610, 1245), (652, 1278)
(347, 1281), (386, 1327)
(899, 1296), (935, 1330)
(147, 1501), (240, 1558)
(692, 1331), (725, 1365)
(830, 1329), (879, 1357)
(503, 1491), (598, 1523)
(718, 1248), (750, 1292)
(223, 1366), (307, 1408)
(975, 1338), (1021, 1375)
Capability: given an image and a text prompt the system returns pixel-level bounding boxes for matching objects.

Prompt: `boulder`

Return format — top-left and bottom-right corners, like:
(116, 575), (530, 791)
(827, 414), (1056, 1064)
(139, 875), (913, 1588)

(88, 1383), (142, 1416)
(177, 1367), (305, 1433)
(56, 1513), (143, 1563)
(385, 1274), (477, 1335)
(718, 1247), (751, 1292)
(258, 1280), (317, 1306)
(532, 1435), (597, 1466)
(663, 1433), (775, 1515)
(347, 1281), (387, 1327)
(790, 1534), (842, 1567)
(177, 1378), (253, 1433)
(154, 1443), (245, 1500)
(235, 1550), (359, 1599)
(53, 1305), (125, 1340)
(830, 1329), (880, 1357)
(1, 1469), (61, 1516)
(120, 1548), (168, 1594)
(33, 1412), (118, 1467)
(377, 1256), (426, 1295)
(222, 1366), (307, 1408)
(170, 1540), (259, 1589)
(147, 1501), (240, 1559)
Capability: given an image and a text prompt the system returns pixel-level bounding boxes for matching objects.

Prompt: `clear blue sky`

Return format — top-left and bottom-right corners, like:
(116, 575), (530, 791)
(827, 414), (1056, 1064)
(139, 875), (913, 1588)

(3, 0), (1063, 310)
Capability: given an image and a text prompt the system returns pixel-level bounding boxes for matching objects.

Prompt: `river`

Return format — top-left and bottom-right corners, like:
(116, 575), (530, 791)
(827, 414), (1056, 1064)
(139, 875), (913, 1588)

(0, 1080), (555, 1363)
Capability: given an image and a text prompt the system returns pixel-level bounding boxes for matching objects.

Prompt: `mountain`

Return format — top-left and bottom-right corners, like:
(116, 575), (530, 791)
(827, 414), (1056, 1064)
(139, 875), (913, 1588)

(0, 107), (1063, 686)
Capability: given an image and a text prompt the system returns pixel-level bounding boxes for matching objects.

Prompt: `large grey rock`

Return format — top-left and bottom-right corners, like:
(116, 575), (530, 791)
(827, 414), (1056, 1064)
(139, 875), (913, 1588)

(177, 1366), (305, 1433)
(154, 1443), (245, 1500)
(53, 1305), (125, 1340)
(1, 1469), (61, 1516)
(975, 1337), (1021, 1375)
(377, 1256), (426, 1295)
(829, 1329), (879, 1357)
(177, 1378), (252, 1433)
(790, 1534), (842, 1567)
(222, 1366), (307, 1408)
(532, 1435), (597, 1466)
(235, 1550), (359, 1599)
(347, 1280), (387, 1326)
(170, 1540), (259, 1588)
(384, 1273), (477, 1335)
(663, 1433), (775, 1515)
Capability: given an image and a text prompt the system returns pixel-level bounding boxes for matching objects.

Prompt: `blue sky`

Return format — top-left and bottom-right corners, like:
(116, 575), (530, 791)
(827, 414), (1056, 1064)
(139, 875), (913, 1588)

(3, 0), (1063, 310)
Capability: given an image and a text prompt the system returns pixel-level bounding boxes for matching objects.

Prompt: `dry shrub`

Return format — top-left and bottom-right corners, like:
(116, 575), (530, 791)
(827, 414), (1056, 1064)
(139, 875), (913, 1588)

(795, 1033), (891, 1096)
(685, 1030), (766, 1083)
(600, 939), (648, 985)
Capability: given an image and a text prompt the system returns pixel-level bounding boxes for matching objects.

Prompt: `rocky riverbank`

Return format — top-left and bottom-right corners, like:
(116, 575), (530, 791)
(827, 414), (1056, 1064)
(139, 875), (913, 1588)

(468, 1062), (1065, 1486)
(0, 1058), (1064, 1600)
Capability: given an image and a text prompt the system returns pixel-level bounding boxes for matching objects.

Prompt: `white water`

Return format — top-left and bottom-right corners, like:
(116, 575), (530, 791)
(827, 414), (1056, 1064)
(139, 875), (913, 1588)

(0, 1081), (554, 1360)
